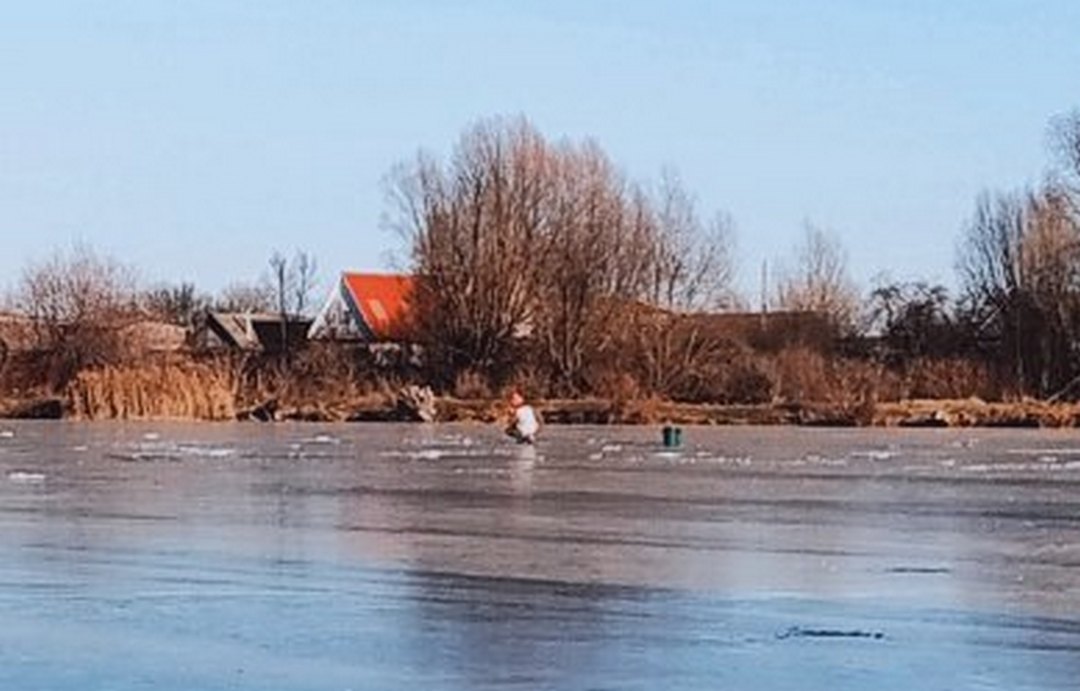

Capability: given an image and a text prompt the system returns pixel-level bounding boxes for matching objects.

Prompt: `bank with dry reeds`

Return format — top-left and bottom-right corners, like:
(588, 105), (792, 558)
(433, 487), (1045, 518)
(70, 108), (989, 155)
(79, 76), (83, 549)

(3, 346), (1080, 428)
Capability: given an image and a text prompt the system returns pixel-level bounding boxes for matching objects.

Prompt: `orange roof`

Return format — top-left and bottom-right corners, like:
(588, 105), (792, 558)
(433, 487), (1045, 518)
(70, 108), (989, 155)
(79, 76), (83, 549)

(341, 273), (414, 340)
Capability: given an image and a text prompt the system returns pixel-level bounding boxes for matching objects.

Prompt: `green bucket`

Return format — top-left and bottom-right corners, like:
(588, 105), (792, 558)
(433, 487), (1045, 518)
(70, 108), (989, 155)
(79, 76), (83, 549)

(662, 425), (683, 448)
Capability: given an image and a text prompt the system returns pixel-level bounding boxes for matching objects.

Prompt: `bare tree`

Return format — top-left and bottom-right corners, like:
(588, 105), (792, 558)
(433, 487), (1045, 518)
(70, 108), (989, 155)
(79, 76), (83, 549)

(617, 175), (741, 399)
(142, 282), (210, 326)
(531, 142), (655, 393)
(958, 186), (1080, 395)
(15, 244), (139, 386)
(387, 116), (740, 394)
(865, 278), (966, 359)
(647, 173), (738, 312)
(776, 223), (857, 330)
(258, 250), (320, 317)
(957, 191), (1027, 316)
(387, 117), (553, 386)
(1051, 110), (1080, 184)
(292, 250), (318, 316)
(216, 282), (274, 313)
(268, 251), (290, 360)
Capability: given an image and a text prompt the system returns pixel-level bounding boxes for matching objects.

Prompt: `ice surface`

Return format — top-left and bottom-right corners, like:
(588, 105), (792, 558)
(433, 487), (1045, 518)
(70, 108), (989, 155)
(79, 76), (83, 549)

(1, 423), (1079, 690)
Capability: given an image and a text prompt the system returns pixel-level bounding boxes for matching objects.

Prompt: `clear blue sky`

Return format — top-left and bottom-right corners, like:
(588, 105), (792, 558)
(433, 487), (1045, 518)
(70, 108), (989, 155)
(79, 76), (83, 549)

(2, 1), (1078, 299)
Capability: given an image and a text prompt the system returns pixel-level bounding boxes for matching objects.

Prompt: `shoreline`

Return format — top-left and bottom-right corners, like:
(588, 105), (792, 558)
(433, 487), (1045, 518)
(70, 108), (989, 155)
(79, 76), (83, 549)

(3, 393), (1079, 428)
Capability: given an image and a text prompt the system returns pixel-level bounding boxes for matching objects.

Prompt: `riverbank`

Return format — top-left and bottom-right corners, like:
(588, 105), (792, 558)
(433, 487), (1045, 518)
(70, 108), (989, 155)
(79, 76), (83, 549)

(0, 350), (1072, 427)
(4, 389), (1080, 428)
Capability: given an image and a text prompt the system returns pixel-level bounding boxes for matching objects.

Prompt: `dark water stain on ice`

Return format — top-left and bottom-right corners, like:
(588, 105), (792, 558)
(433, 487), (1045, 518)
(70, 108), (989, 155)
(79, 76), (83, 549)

(2, 422), (1080, 690)
(776, 626), (886, 640)
(885, 566), (952, 575)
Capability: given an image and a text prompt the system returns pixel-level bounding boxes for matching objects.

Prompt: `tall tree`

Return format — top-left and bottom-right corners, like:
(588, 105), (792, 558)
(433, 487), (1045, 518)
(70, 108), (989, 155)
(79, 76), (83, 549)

(776, 223), (857, 330)
(387, 116), (740, 392)
(15, 244), (139, 386)
(388, 118), (555, 385)
(958, 187), (1080, 395)
(142, 282), (210, 326)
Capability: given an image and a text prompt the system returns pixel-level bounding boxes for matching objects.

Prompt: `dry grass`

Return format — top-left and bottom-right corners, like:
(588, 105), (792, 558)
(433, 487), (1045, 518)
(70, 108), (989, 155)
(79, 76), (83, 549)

(0, 336), (1070, 426)
(452, 369), (494, 400)
(875, 397), (1080, 428)
(68, 360), (237, 420)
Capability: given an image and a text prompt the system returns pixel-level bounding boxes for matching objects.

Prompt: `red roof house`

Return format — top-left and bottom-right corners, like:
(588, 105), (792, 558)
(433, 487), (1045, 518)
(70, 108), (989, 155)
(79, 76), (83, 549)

(308, 273), (414, 341)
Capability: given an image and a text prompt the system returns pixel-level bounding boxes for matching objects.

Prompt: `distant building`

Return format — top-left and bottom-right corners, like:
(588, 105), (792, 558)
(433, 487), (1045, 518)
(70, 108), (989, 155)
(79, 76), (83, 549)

(684, 310), (835, 351)
(192, 311), (313, 353)
(308, 272), (414, 342)
(630, 304), (835, 352)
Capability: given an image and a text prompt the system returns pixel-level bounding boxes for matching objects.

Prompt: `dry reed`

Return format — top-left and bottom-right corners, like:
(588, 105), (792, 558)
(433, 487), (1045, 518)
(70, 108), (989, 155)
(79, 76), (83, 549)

(68, 361), (237, 420)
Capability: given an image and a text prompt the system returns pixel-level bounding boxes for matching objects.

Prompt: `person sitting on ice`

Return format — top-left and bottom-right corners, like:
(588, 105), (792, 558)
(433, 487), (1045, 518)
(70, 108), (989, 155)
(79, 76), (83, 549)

(506, 390), (541, 444)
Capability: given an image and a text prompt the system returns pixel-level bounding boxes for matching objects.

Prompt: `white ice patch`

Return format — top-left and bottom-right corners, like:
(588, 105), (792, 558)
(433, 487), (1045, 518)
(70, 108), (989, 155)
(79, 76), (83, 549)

(963, 461), (1080, 473)
(8, 471), (45, 484)
(404, 434), (476, 448)
(110, 451), (180, 463)
(142, 432), (160, 441)
(1008, 448), (1080, 456)
(0, 430), (14, 439)
(693, 455), (752, 467)
(381, 448), (464, 461)
(302, 435), (340, 445)
(178, 445), (237, 459)
(850, 450), (897, 461)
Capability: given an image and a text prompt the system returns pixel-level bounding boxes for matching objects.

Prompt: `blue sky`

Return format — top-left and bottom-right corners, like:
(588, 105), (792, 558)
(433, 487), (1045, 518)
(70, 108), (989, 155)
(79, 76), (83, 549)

(2, 1), (1078, 299)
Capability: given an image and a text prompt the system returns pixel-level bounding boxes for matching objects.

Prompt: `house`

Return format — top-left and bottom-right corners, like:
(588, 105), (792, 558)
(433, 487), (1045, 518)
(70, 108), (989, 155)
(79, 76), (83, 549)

(629, 304), (835, 352)
(685, 310), (835, 351)
(308, 272), (414, 342)
(192, 311), (313, 353)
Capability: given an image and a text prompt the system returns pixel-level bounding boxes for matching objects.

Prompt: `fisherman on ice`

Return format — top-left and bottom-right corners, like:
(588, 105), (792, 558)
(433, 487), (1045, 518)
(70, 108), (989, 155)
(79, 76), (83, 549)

(506, 390), (541, 444)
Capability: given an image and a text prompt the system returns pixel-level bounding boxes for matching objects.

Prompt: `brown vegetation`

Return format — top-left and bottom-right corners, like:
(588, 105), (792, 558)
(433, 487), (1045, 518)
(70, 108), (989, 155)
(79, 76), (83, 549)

(68, 358), (237, 420)
(388, 117), (736, 395)
(5, 111), (1080, 425)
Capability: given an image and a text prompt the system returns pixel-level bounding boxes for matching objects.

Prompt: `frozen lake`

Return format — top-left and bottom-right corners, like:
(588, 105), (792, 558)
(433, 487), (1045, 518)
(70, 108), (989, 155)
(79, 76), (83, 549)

(2, 422), (1079, 690)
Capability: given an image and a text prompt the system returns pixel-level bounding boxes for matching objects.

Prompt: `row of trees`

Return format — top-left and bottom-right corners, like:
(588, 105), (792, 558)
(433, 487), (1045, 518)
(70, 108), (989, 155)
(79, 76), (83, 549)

(4, 245), (320, 384)
(388, 112), (1080, 400)
(7, 109), (1079, 402)
(142, 250), (319, 325)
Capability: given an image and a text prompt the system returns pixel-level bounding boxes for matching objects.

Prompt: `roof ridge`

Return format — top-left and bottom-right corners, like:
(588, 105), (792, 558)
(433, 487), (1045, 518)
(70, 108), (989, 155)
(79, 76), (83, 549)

(340, 270), (411, 278)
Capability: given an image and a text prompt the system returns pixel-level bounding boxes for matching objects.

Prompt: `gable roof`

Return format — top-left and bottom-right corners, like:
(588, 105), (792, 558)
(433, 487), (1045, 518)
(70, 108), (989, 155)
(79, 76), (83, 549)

(201, 311), (313, 352)
(295, 272), (416, 343)
(340, 273), (414, 341)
